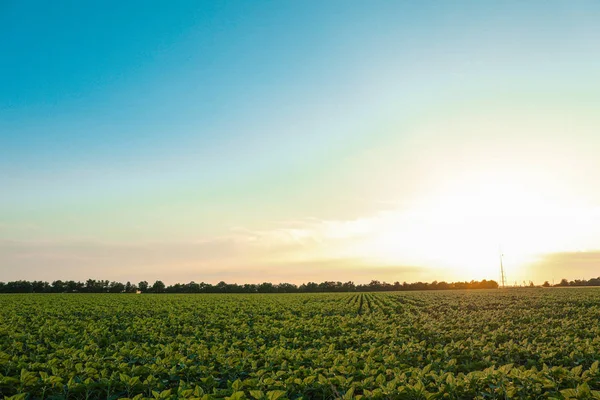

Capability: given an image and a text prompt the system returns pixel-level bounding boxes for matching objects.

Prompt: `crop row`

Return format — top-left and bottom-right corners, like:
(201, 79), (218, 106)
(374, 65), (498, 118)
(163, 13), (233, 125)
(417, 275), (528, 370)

(1, 289), (600, 399)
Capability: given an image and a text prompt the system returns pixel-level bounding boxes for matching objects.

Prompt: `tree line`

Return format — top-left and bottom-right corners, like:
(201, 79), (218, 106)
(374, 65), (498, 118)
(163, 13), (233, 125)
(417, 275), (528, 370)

(543, 277), (600, 287)
(0, 278), (502, 293)
(3, 277), (600, 293)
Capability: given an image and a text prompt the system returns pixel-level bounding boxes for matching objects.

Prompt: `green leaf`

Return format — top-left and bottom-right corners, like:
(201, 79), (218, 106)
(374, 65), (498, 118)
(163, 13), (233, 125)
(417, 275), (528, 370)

(498, 364), (513, 374)
(303, 376), (316, 385)
(5, 395), (27, 400)
(227, 391), (246, 400)
(343, 387), (355, 400)
(413, 380), (425, 393)
(266, 390), (287, 400)
(249, 390), (265, 399)
(232, 379), (243, 391)
(560, 388), (578, 399)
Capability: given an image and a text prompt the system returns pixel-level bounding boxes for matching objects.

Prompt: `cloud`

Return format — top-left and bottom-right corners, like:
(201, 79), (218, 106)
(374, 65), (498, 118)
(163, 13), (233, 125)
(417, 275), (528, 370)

(0, 238), (241, 283)
(4, 206), (600, 285)
(528, 251), (600, 281)
(0, 211), (428, 285)
(253, 259), (433, 283)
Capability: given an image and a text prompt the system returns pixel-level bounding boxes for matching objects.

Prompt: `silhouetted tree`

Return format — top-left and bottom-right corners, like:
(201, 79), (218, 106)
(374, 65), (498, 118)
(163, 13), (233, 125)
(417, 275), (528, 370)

(13, 276), (586, 294)
(557, 278), (569, 287)
(138, 281), (149, 293)
(51, 280), (66, 292)
(151, 280), (165, 293)
(109, 281), (125, 293)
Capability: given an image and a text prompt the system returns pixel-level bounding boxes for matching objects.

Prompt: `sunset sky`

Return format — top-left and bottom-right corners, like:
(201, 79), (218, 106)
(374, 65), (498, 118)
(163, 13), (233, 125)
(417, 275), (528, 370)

(2, 1), (600, 284)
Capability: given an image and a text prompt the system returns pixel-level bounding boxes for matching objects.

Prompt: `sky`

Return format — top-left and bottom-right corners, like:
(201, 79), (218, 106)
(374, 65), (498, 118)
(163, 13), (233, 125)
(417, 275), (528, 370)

(2, 1), (600, 285)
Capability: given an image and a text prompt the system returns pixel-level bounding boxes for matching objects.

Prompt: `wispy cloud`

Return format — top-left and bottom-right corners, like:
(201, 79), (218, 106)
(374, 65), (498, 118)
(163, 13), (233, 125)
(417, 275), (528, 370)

(0, 215), (384, 283)
(528, 251), (600, 281)
(3, 204), (600, 284)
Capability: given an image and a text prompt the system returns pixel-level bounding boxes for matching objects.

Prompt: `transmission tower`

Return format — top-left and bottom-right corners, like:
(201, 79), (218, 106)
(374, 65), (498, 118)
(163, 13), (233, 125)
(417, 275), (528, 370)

(499, 251), (506, 289)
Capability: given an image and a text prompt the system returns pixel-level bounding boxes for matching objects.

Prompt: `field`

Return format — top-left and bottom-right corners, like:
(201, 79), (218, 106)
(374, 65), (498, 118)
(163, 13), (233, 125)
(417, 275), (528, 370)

(1, 289), (600, 399)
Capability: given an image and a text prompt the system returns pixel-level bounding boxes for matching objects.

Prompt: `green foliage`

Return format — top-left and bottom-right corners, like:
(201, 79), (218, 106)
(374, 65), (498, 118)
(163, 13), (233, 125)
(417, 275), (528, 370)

(1, 289), (600, 399)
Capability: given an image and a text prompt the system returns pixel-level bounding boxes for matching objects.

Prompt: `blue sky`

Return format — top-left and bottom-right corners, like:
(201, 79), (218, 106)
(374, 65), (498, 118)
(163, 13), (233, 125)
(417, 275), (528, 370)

(2, 1), (600, 283)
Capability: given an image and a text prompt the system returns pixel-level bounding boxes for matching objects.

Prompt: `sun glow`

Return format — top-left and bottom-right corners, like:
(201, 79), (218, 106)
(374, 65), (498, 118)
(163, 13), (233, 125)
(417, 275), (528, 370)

(356, 170), (598, 282)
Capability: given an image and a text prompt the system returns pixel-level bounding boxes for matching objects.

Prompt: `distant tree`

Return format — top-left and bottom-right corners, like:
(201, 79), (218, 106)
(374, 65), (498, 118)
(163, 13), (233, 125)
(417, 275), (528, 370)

(186, 281), (201, 293)
(242, 283), (257, 293)
(109, 281), (125, 293)
(588, 277), (600, 286)
(277, 283), (297, 293)
(257, 282), (275, 293)
(32, 280), (49, 293)
(51, 280), (66, 293)
(138, 281), (149, 293)
(318, 281), (338, 292)
(85, 279), (98, 292)
(214, 281), (228, 293)
(301, 282), (319, 292)
(558, 278), (569, 287)
(65, 280), (80, 292)
(125, 281), (137, 293)
(5, 280), (33, 293)
(151, 280), (165, 293)
(0, 276), (583, 293)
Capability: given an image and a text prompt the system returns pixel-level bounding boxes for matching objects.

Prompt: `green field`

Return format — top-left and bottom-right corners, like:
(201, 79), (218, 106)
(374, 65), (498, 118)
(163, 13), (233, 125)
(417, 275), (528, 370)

(2, 289), (600, 399)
